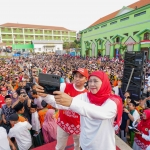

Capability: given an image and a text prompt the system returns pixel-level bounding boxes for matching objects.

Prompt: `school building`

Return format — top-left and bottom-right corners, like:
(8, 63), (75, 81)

(0, 23), (76, 52)
(79, 0), (150, 58)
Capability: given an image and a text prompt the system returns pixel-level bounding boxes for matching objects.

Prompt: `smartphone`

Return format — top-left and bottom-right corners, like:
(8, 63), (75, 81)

(39, 73), (60, 95)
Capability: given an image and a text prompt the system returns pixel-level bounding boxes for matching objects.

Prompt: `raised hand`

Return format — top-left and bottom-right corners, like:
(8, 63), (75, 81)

(53, 91), (73, 107)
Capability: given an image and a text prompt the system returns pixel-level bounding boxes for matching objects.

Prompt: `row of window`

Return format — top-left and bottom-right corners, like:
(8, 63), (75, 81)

(98, 32), (149, 44)
(1, 28), (70, 34)
(84, 11), (146, 33)
(2, 41), (30, 44)
(1, 34), (69, 38)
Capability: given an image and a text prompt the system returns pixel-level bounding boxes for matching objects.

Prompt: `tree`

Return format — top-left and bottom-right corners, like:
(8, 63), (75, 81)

(63, 42), (70, 49)
(70, 42), (76, 48)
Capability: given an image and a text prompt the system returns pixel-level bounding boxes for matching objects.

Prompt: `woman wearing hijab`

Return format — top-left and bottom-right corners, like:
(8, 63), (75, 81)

(132, 109), (150, 150)
(42, 109), (57, 143)
(11, 92), (18, 104)
(37, 71), (122, 150)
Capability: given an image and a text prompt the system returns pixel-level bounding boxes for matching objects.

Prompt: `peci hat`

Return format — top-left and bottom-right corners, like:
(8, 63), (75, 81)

(5, 95), (11, 99)
(9, 113), (19, 121)
(41, 100), (48, 108)
(73, 68), (88, 78)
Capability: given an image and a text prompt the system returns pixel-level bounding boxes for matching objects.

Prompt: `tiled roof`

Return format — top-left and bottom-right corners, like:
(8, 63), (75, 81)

(0, 23), (76, 32)
(89, 0), (150, 27)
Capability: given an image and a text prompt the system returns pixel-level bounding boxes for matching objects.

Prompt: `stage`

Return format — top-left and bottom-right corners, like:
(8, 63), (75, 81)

(32, 135), (121, 150)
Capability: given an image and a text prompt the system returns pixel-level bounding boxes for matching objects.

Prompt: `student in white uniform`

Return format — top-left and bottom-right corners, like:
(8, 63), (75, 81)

(36, 71), (123, 150)
(8, 114), (32, 150)
(30, 103), (41, 134)
(0, 127), (16, 150)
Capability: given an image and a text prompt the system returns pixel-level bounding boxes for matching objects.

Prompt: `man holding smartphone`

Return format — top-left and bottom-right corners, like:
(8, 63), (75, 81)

(37, 68), (88, 150)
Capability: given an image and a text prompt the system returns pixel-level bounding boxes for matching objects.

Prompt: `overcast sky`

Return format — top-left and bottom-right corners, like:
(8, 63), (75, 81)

(0, 0), (138, 32)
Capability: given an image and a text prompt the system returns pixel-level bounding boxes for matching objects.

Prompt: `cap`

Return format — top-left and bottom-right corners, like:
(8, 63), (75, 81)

(73, 68), (88, 78)
(1, 87), (7, 91)
(9, 113), (19, 121)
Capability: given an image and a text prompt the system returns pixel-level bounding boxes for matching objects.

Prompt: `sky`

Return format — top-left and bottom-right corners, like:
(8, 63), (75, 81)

(0, 0), (138, 32)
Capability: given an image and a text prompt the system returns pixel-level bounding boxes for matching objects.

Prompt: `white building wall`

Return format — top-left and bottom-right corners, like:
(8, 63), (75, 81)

(33, 43), (63, 53)
(55, 43), (63, 51)
(34, 44), (45, 53)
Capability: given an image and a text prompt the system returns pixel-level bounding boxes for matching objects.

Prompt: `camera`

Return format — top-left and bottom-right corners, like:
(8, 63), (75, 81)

(23, 94), (27, 97)
(39, 73), (60, 95)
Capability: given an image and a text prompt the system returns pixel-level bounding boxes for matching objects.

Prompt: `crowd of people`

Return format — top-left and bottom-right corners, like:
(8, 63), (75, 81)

(0, 54), (150, 150)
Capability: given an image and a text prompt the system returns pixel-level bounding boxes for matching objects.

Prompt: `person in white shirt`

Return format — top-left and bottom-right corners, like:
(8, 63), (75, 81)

(0, 127), (16, 150)
(8, 114), (32, 150)
(124, 100), (140, 147)
(36, 71), (123, 150)
(30, 103), (41, 134)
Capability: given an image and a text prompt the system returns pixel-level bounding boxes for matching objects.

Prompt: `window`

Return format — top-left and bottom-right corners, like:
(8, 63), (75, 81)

(26, 35), (28, 37)
(101, 24), (107, 28)
(88, 29), (92, 32)
(2, 34), (6, 36)
(8, 28), (11, 31)
(120, 17), (129, 22)
(99, 40), (102, 45)
(20, 35), (23, 37)
(110, 21), (117, 25)
(95, 27), (99, 30)
(144, 32), (150, 40)
(134, 11), (146, 17)
(9, 35), (11, 37)
(133, 31), (139, 35)
(14, 28), (16, 31)
(124, 33), (128, 36)
(116, 37), (120, 42)
(30, 29), (32, 32)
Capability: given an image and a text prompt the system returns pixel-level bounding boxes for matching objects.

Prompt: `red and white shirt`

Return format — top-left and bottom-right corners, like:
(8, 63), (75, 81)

(57, 83), (87, 134)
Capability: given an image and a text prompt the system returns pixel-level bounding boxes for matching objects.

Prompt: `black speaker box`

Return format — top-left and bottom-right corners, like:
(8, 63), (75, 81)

(121, 51), (146, 100)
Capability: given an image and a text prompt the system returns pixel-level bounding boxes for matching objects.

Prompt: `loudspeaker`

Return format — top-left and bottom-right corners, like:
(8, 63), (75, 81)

(121, 51), (146, 100)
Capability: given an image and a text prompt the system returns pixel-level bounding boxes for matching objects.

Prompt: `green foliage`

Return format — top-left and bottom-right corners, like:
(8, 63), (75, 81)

(63, 40), (81, 50)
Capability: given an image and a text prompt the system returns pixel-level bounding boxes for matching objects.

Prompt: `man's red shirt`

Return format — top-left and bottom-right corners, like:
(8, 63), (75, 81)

(0, 94), (5, 108)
